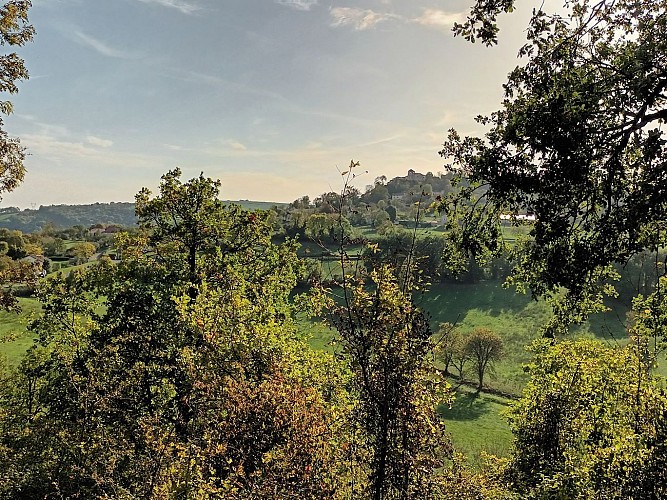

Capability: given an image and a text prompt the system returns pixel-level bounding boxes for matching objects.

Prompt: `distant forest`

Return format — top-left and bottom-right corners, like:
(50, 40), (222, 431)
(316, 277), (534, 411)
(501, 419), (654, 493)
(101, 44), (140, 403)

(0, 200), (285, 232)
(0, 203), (137, 232)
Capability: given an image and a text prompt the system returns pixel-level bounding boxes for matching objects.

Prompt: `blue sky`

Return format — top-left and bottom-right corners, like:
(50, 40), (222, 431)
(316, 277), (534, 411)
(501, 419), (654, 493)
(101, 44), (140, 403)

(2, 0), (533, 207)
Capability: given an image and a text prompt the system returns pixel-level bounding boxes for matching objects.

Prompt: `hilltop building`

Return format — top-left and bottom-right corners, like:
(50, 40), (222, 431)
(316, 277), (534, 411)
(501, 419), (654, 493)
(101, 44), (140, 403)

(406, 169), (426, 182)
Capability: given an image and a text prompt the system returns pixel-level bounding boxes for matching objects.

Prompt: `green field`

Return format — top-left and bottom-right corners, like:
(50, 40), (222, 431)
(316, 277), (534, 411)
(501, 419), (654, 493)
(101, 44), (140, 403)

(302, 280), (630, 396)
(440, 389), (514, 467)
(417, 281), (629, 395)
(0, 298), (42, 365)
(299, 308), (515, 464)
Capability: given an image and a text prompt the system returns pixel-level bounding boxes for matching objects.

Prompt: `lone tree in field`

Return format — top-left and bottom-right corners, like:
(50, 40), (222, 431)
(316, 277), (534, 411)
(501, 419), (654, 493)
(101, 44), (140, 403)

(464, 328), (504, 392)
(435, 322), (457, 376)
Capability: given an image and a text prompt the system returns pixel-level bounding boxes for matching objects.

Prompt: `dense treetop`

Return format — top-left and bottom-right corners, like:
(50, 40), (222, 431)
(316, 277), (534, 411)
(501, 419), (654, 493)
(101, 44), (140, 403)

(0, 0), (32, 196)
(440, 0), (667, 332)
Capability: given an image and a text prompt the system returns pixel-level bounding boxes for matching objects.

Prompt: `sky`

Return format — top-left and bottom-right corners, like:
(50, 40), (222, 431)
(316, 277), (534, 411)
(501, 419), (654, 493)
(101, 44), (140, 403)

(1, 0), (535, 208)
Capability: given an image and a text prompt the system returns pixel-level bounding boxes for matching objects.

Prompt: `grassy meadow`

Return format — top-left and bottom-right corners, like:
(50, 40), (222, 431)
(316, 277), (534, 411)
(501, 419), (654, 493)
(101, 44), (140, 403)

(0, 298), (41, 366)
(439, 389), (514, 467)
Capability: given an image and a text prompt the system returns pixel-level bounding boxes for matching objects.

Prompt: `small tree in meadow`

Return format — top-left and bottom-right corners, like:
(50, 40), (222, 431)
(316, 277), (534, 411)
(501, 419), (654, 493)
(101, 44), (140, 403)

(435, 322), (458, 376)
(464, 328), (504, 392)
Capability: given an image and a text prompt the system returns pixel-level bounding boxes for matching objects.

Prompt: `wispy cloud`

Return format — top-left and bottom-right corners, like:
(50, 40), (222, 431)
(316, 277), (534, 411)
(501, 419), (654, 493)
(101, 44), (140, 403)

(165, 69), (293, 105)
(353, 134), (403, 149)
(164, 143), (192, 152)
(166, 68), (387, 128)
(18, 116), (70, 138)
(414, 9), (465, 29)
(22, 133), (161, 169)
(135, 0), (201, 15)
(228, 140), (247, 151)
(328, 7), (466, 32)
(86, 135), (113, 148)
(275, 0), (318, 11)
(329, 7), (398, 30)
(71, 31), (132, 59)
(22, 134), (112, 163)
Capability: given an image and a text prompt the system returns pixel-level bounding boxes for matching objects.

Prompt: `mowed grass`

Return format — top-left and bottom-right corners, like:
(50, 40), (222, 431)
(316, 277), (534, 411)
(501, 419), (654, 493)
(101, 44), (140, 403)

(440, 388), (514, 467)
(298, 310), (516, 463)
(298, 314), (336, 353)
(0, 298), (42, 365)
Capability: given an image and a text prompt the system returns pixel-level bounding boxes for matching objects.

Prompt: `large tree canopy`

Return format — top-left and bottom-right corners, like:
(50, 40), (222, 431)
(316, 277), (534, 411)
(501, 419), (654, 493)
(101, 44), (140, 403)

(440, 0), (667, 327)
(0, 1), (33, 196)
(0, 1), (33, 311)
(0, 170), (348, 498)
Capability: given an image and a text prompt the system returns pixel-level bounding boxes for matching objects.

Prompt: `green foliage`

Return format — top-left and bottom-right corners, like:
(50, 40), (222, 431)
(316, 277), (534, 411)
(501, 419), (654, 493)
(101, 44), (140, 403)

(0, 254), (37, 310)
(629, 276), (667, 356)
(362, 232), (445, 286)
(0, 201), (285, 234)
(384, 204), (397, 223)
(437, 11), (667, 496)
(298, 257), (324, 286)
(439, 452), (516, 500)
(0, 228), (24, 259)
(305, 212), (355, 246)
(0, 203), (137, 232)
(332, 266), (452, 499)
(435, 322), (458, 376)
(0, 170), (351, 498)
(0, 0), (33, 197)
(370, 209), (390, 228)
(440, 0), (667, 330)
(362, 183), (389, 204)
(506, 339), (667, 498)
(135, 168), (274, 295)
(65, 241), (96, 264)
(41, 236), (65, 256)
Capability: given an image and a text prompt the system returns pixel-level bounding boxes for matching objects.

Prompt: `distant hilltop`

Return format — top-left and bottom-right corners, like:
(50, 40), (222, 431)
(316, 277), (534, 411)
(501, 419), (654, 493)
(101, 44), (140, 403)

(0, 170), (446, 233)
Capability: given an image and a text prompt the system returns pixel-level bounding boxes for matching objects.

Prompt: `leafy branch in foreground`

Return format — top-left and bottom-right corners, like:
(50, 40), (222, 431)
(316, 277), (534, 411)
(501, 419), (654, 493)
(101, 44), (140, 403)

(439, 0), (667, 334)
(324, 160), (454, 499)
(332, 266), (452, 500)
(0, 170), (350, 498)
(0, 0), (33, 196)
(0, 0), (34, 311)
(506, 338), (667, 498)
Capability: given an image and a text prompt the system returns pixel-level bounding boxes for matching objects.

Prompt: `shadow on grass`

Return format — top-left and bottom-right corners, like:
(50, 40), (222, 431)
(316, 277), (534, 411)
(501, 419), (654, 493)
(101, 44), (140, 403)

(417, 281), (534, 324)
(438, 391), (493, 421)
(571, 296), (629, 342)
